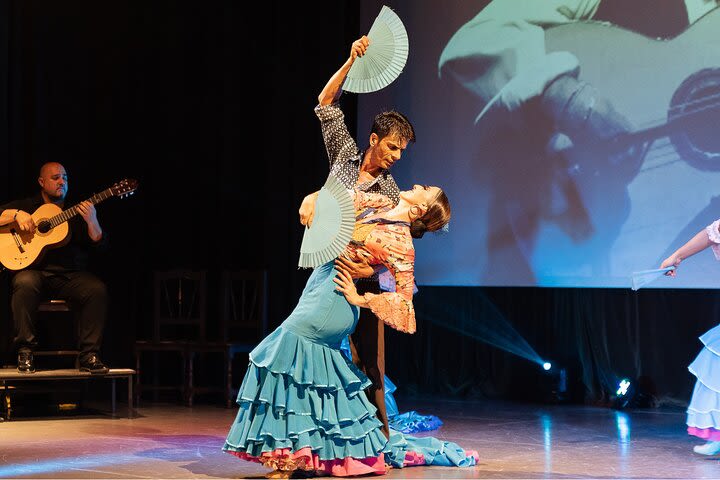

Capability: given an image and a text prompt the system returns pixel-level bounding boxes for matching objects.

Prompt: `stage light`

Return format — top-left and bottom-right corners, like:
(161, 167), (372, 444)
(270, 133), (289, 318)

(540, 361), (568, 403)
(612, 375), (658, 410)
(617, 379), (631, 396)
(612, 377), (636, 409)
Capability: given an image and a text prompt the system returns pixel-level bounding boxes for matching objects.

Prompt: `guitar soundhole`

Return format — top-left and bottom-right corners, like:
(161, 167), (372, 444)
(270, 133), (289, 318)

(669, 68), (720, 171)
(37, 220), (51, 234)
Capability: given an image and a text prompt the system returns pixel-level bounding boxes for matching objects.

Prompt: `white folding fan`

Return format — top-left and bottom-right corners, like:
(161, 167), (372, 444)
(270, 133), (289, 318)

(298, 174), (355, 269)
(343, 5), (409, 94)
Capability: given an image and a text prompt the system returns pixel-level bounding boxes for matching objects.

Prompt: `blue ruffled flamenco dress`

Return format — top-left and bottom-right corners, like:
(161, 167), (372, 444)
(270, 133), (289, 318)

(687, 324), (720, 442)
(222, 261), (478, 476)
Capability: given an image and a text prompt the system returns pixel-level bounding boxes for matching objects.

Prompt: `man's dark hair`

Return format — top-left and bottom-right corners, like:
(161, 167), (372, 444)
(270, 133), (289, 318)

(370, 110), (416, 144)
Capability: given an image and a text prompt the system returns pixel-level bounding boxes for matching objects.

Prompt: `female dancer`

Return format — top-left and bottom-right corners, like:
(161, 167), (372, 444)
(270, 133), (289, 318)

(661, 218), (720, 455)
(223, 183), (478, 477)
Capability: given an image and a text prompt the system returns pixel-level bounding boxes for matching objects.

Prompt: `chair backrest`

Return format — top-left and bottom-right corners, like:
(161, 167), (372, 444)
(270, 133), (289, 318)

(220, 269), (268, 344)
(153, 269), (207, 342)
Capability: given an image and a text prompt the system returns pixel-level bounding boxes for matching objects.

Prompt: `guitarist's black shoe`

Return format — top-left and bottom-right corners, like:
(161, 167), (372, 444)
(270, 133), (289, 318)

(17, 348), (35, 374)
(80, 353), (109, 374)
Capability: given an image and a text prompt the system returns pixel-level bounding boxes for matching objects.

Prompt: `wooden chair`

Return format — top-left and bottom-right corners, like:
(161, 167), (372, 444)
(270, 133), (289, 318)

(185, 269), (268, 408)
(34, 299), (80, 369)
(134, 269), (207, 405)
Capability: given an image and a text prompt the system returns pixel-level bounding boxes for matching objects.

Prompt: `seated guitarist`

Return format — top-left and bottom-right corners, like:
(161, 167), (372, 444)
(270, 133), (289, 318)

(0, 162), (110, 374)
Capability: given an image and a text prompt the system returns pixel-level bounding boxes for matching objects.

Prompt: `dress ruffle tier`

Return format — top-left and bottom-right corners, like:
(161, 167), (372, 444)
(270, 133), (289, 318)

(383, 375), (444, 434)
(223, 326), (478, 476)
(223, 326), (390, 476)
(687, 325), (720, 441)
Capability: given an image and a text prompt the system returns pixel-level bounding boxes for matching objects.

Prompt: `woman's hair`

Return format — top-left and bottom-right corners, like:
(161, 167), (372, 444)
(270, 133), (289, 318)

(371, 110), (416, 144)
(410, 189), (451, 239)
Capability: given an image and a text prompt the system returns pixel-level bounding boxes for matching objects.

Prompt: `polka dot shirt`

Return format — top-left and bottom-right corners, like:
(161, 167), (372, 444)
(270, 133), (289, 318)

(315, 102), (400, 206)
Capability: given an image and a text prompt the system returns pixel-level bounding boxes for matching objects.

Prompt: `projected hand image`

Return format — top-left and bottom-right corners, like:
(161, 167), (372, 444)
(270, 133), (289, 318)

(437, 0), (720, 286)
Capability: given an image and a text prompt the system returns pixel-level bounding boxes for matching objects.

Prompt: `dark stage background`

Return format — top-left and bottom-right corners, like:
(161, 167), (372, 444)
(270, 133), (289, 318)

(0, 0), (718, 409)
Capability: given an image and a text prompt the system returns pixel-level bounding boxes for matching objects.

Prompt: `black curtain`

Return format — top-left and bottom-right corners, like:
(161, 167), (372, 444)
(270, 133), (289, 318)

(384, 286), (717, 406)
(0, 0), (359, 368)
(0, 0), (715, 408)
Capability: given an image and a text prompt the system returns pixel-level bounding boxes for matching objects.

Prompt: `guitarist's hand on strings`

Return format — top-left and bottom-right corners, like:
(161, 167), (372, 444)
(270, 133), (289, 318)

(76, 200), (103, 242)
(76, 201), (98, 224)
(14, 210), (36, 234)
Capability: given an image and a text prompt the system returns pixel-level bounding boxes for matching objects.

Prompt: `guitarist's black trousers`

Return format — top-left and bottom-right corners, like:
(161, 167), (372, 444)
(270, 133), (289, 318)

(10, 269), (107, 358)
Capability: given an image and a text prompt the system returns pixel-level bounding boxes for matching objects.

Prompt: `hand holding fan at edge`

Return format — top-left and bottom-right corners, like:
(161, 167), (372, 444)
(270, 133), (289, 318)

(630, 266), (676, 291)
(632, 223), (720, 290)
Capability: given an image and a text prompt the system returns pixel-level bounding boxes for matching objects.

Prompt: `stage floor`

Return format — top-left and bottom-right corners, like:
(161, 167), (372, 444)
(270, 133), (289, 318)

(1, 396), (717, 479)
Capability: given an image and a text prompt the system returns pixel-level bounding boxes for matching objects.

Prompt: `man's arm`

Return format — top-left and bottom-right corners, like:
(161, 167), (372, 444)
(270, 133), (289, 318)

(299, 191), (319, 227)
(0, 202), (35, 233)
(76, 200), (104, 243)
(0, 208), (19, 226)
(335, 255), (375, 280)
(318, 36), (369, 106)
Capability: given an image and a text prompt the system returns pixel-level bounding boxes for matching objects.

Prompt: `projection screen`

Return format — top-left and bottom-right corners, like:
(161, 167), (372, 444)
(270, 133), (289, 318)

(356, 0), (720, 288)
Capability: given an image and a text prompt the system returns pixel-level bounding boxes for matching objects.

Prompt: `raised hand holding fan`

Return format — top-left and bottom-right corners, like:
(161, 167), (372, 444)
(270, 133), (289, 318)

(298, 174), (355, 269)
(343, 5), (409, 94)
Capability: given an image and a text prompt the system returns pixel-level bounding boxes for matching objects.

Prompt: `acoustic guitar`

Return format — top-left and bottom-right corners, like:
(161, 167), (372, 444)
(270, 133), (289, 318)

(0, 178), (138, 271)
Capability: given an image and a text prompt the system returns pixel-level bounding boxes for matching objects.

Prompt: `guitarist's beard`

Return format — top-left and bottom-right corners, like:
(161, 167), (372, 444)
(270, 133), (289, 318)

(44, 188), (67, 205)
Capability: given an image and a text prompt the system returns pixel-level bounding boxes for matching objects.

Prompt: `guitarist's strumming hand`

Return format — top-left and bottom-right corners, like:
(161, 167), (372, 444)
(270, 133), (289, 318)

(75, 200), (103, 242)
(14, 210), (36, 234)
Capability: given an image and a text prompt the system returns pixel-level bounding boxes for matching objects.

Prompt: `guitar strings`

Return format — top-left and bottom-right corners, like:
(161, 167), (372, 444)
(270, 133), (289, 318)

(632, 90), (720, 132)
(47, 190), (110, 228)
(570, 90), (720, 171)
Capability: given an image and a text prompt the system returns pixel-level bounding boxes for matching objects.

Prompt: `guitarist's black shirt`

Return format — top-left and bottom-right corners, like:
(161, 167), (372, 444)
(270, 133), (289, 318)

(0, 195), (108, 272)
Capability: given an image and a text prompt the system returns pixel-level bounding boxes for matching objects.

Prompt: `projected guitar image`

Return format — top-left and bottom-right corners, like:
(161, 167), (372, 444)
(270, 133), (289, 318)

(0, 178), (138, 270)
(545, 8), (720, 172)
(466, 7), (720, 285)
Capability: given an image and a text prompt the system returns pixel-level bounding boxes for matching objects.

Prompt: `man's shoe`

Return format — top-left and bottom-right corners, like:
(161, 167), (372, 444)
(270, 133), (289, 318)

(79, 353), (109, 374)
(17, 349), (35, 373)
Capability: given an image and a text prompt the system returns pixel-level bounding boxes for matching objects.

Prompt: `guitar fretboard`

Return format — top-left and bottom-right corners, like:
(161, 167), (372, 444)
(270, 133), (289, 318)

(47, 188), (115, 229)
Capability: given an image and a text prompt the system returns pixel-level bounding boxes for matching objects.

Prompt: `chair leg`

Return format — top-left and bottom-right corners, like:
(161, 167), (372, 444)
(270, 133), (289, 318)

(134, 352), (141, 408)
(152, 352), (160, 403)
(185, 351), (194, 407)
(5, 389), (11, 421)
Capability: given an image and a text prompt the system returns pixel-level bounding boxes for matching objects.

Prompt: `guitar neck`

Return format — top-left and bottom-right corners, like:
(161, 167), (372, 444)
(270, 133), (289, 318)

(46, 188), (114, 229)
(605, 103), (720, 153)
